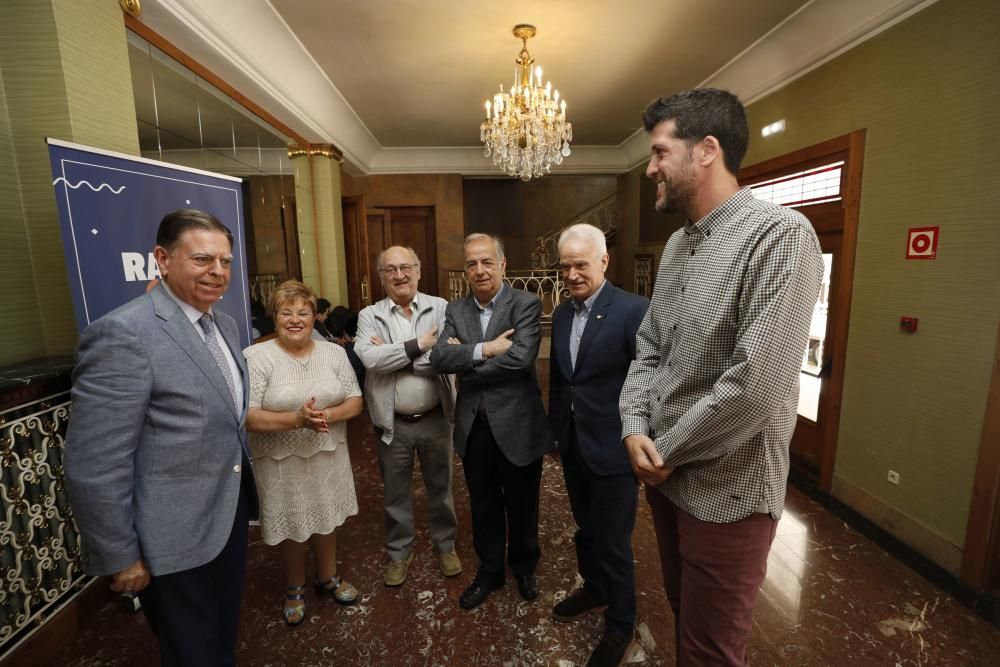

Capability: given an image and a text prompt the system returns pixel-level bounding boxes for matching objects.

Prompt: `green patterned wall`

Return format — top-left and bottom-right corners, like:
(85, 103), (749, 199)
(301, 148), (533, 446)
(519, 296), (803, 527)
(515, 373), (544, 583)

(0, 66), (46, 364)
(0, 0), (138, 365)
(745, 0), (1000, 550)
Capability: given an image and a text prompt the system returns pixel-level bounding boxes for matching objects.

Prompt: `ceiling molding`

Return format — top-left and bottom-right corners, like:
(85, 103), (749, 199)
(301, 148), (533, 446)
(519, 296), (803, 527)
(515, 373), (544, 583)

(620, 0), (935, 173)
(703, 0), (937, 106)
(140, 0), (934, 177)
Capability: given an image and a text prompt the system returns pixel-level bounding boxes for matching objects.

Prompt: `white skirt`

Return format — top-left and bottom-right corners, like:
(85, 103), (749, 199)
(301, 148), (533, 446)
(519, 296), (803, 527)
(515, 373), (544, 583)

(254, 446), (358, 545)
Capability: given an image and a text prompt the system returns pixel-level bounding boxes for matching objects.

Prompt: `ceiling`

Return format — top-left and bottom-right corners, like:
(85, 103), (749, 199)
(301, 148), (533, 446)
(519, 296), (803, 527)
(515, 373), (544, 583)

(137, 0), (935, 176)
(268, 0), (806, 147)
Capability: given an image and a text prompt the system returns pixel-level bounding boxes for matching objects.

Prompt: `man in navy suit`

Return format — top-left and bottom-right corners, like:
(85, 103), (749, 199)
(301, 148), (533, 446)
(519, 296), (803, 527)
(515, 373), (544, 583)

(548, 223), (649, 667)
(65, 209), (257, 666)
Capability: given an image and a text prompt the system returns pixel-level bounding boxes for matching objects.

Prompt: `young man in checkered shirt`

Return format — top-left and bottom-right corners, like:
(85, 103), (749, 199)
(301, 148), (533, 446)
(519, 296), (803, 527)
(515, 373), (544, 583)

(619, 88), (823, 665)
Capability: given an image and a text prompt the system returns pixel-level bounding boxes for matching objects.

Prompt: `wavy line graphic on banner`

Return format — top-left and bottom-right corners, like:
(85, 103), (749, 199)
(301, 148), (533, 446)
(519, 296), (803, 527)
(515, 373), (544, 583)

(52, 177), (126, 195)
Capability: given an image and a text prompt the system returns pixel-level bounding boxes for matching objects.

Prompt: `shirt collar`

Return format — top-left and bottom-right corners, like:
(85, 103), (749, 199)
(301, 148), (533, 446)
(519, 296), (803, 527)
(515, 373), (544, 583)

(475, 282), (505, 311)
(573, 279), (607, 314)
(160, 279), (212, 326)
(683, 187), (754, 239)
(392, 293), (420, 314)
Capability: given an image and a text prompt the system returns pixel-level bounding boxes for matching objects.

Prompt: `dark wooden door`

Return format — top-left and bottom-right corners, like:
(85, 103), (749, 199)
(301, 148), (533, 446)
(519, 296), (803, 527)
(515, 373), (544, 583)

(788, 202), (843, 474)
(341, 194), (370, 310)
(364, 206), (438, 302)
(739, 130), (865, 491)
(387, 206), (437, 297)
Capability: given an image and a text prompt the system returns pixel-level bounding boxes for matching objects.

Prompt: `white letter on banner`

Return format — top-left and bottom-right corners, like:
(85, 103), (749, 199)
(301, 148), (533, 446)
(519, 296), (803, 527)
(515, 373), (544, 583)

(121, 252), (147, 281)
(147, 252), (162, 279)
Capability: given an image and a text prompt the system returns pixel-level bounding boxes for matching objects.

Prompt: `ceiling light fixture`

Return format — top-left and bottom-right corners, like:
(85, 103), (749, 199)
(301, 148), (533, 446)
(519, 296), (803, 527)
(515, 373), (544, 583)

(480, 24), (572, 181)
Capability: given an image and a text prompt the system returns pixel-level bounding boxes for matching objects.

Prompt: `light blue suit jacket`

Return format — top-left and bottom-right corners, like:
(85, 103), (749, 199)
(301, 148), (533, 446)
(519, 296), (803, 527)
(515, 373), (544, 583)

(65, 282), (256, 577)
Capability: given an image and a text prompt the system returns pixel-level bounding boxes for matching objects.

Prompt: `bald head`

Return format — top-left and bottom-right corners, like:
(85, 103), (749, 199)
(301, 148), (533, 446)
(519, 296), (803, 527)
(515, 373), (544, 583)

(378, 246), (421, 306)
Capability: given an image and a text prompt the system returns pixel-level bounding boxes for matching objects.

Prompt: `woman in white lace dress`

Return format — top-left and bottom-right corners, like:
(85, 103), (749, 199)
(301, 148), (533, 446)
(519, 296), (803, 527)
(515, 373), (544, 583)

(244, 281), (363, 626)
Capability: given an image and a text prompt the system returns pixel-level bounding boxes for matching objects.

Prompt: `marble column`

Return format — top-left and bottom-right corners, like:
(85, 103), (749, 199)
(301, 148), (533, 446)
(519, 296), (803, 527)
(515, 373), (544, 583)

(288, 143), (348, 306)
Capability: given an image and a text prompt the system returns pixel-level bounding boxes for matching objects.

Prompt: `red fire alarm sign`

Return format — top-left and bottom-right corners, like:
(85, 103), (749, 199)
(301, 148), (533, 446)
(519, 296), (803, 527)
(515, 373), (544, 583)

(906, 226), (939, 259)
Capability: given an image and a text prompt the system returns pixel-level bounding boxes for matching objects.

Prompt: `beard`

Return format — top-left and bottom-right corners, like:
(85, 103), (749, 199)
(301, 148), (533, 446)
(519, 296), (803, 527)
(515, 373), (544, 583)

(654, 155), (696, 216)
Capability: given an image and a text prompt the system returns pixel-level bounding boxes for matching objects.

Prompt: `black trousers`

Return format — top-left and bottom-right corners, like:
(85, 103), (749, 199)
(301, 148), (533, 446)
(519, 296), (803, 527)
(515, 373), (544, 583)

(139, 478), (251, 666)
(562, 424), (639, 637)
(462, 415), (543, 582)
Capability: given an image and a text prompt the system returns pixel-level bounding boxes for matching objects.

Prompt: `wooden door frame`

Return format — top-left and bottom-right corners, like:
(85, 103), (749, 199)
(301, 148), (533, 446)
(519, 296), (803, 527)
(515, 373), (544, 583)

(961, 326), (1000, 591)
(739, 129), (866, 492)
(341, 194), (370, 310)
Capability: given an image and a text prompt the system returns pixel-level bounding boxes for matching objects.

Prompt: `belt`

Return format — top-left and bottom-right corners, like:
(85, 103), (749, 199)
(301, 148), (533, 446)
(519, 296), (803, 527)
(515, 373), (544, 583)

(394, 404), (441, 424)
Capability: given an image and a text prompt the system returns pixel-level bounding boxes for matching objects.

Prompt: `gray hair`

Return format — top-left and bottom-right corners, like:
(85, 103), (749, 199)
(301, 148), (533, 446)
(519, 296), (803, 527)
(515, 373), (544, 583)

(558, 223), (607, 258)
(464, 233), (505, 261)
(376, 246), (420, 271)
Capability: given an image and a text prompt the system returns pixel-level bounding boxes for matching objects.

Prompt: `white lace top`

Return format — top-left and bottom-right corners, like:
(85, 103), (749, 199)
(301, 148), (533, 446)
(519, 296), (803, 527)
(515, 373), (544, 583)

(244, 339), (362, 460)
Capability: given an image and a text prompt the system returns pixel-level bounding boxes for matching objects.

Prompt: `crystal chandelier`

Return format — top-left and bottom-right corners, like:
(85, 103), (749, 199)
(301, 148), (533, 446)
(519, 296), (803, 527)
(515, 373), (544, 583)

(480, 24), (572, 181)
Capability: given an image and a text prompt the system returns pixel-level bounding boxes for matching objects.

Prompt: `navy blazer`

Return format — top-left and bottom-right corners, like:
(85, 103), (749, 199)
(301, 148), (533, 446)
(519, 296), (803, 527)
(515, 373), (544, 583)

(548, 282), (649, 476)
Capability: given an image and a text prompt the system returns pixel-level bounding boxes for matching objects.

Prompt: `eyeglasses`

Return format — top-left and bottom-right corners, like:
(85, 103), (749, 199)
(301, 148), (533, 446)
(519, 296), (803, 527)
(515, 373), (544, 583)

(380, 263), (418, 276)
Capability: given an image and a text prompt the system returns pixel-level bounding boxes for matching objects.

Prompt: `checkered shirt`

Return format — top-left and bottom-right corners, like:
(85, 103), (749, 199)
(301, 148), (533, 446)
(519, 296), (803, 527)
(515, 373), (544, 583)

(619, 187), (823, 522)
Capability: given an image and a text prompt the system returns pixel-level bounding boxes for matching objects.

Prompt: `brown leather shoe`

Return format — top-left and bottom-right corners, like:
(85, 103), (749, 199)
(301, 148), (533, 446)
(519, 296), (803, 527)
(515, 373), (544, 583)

(437, 550), (463, 577)
(384, 552), (414, 587)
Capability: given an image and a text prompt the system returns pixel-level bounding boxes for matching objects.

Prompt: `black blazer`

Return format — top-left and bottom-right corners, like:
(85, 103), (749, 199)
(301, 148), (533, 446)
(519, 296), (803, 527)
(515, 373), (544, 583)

(548, 282), (649, 476)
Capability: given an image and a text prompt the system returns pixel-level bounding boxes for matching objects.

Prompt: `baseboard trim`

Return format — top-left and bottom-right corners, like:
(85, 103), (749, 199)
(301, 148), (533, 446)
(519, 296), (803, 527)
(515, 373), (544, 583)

(789, 468), (999, 629)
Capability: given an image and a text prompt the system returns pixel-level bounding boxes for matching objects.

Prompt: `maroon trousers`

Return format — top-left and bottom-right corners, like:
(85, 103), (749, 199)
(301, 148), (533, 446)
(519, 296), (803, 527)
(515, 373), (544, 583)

(645, 486), (777, 666)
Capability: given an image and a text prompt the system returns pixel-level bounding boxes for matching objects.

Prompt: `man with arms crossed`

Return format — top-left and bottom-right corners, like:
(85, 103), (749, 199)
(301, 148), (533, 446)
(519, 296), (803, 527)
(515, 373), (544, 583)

(65, 209), (258, 665)
(548, 223), (649, 667)
(431, 233), (552, 610)
(355, 246), (461, 587)
(619, 89), (823, 665)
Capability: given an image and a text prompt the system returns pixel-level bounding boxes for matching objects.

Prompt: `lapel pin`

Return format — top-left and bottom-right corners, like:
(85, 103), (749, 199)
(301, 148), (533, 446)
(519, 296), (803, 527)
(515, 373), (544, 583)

(596, 314), (605, 320)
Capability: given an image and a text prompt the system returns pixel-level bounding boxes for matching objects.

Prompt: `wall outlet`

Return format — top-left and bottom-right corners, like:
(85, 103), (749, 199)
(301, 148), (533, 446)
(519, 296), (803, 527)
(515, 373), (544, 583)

(887, 470), (900, 485)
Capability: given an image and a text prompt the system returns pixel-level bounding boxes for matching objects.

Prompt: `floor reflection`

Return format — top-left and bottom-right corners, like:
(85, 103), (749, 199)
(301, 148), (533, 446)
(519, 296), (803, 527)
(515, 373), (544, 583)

(761, 511), (808, 623)
(46, 361), (1000, 665)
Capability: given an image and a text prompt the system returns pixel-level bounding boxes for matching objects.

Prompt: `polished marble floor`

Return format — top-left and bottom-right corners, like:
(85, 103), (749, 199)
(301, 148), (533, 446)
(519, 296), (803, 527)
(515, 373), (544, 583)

(48, 378), (1000, 665)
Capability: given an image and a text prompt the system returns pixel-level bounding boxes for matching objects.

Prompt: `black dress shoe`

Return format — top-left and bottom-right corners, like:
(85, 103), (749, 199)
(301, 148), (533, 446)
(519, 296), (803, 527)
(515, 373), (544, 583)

(552, 587), (607, 622)
(459, 577), (503, 610)
(586, 632), (632, 667)
(515, 574), (539, 601)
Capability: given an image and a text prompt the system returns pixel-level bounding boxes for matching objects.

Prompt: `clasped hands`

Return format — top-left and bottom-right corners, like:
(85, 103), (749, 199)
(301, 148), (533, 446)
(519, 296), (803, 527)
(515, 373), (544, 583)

(624, 434), (674, 486)
(295, 396), (329, 433)
(446, 328), (514, 358)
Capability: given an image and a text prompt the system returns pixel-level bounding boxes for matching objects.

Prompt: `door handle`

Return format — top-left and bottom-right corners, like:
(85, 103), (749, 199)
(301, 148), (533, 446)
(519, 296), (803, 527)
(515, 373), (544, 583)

(361, 275), (370, 305)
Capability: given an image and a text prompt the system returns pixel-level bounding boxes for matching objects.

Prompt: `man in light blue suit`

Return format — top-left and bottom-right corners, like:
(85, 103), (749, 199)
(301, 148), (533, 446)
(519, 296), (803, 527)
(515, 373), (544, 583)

(65, 209), (258, 666)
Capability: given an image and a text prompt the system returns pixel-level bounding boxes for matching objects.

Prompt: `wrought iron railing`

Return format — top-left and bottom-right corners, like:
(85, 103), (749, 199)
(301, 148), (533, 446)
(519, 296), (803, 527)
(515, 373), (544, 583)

(446, 269), (568, 324)
(0, 392), (89, 654)
(531, 194), (617, 269)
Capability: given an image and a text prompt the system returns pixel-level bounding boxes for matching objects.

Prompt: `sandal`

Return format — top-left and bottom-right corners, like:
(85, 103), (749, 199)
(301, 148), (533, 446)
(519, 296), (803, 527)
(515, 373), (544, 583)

(314, 574), (358, 605)
(283, 584), (307, 626)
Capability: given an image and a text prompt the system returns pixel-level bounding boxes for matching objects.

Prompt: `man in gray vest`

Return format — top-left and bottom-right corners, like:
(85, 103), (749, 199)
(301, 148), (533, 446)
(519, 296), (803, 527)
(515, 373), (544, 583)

(355, 246), (461, 587)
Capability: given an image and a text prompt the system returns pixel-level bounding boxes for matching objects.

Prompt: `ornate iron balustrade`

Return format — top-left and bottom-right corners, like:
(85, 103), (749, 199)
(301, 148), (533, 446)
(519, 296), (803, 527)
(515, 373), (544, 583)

(0, 392), (89, 655)
(531, 194), (617, 269)
(446, 269), (568, 323)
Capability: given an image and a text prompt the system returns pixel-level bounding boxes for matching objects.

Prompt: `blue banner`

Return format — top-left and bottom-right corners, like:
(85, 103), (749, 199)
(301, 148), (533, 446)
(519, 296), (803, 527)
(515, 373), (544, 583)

(47, 139), (252, 348)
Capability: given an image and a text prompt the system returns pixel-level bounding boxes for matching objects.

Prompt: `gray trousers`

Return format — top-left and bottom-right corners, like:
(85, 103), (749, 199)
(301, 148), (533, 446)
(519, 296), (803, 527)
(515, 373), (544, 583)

(376, 409), (457, 560)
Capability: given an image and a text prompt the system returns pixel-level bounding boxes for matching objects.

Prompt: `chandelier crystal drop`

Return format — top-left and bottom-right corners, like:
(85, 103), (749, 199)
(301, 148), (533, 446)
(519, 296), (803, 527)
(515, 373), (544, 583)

(480, 24), (572, 181)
